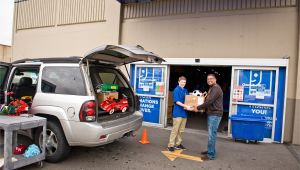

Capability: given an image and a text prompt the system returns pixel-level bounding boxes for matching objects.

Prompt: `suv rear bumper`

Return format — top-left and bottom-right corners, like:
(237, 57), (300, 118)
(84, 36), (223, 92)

(64, 111), (143, 146)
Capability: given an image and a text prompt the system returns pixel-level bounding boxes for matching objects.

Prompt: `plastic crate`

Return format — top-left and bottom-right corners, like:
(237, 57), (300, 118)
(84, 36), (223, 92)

(230, 115), (267, 142)
(97, 84), (119, 92)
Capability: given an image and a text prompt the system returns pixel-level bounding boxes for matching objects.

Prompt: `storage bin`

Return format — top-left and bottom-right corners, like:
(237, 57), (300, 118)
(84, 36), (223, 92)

(230, 115), (267, 142)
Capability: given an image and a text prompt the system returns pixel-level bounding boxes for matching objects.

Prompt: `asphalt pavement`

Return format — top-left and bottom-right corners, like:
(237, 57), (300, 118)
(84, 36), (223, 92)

(18, 126), (300, 170)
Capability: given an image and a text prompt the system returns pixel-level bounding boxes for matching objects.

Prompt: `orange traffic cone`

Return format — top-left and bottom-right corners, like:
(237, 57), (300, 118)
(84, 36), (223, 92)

(139, 128), (150, 144)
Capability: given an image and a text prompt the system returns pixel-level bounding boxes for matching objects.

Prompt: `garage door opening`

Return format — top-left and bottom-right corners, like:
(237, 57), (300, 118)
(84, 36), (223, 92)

(167, 65), (232, 133)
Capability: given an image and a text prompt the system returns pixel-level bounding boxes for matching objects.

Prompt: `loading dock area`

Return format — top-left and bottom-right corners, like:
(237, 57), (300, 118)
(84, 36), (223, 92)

(131, 58), (288, 143)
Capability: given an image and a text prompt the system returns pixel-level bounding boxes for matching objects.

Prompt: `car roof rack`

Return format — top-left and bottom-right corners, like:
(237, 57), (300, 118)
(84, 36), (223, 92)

(12, 56), (82, 64)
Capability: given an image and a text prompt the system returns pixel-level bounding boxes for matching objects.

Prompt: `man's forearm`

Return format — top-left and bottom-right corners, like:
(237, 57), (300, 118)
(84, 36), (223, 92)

(176, 101), (186, 108)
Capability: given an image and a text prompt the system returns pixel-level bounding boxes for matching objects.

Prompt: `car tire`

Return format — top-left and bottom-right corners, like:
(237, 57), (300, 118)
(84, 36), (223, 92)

(34, 120), (71, 163)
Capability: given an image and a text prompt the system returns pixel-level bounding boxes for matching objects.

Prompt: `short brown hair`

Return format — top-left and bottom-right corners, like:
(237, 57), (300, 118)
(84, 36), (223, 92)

(178, 76), (187, 81)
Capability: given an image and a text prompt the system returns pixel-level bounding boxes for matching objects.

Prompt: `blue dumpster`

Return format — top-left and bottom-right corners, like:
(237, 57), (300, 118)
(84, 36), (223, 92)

(230, 115), (267, 142)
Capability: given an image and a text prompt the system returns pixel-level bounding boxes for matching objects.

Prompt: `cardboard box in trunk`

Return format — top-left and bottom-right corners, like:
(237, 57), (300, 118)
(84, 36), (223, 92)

(97, 91), (119, 103)
(184, 95), (205, 112)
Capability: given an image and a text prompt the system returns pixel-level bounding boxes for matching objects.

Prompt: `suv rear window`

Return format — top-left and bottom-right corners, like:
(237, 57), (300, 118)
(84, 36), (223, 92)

(90, 67), (128, 89)
(41, 66), (86, 96)
(98, 72), (125, 88)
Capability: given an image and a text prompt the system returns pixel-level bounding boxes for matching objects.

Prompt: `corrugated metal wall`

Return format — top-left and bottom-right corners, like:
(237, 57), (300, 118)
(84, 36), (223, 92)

(16, 0), (56, 30)
(15, 0), (106, 30)
(14, 0), (297, 29)
(58, 0), (105, 25)
(123, 0), (297, 19)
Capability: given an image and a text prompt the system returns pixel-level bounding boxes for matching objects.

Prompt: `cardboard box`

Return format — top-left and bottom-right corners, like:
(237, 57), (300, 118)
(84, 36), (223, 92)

(184, 95), (205, 111)
(97, 91), (119, 103)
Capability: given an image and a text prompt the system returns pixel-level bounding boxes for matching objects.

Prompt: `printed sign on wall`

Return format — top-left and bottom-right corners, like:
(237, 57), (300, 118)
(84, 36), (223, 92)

(135, 67), (165, 96)
(239, 70), (275, 104)
(139, 96), (160, 123)
(233, 86), (244, 101)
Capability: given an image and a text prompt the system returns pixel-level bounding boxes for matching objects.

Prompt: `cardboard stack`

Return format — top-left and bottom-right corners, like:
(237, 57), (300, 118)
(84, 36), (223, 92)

(97, 91), (119, 103)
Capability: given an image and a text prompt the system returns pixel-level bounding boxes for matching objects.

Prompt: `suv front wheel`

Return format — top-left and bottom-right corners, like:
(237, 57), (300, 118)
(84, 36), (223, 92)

(34, 120), (71, 162)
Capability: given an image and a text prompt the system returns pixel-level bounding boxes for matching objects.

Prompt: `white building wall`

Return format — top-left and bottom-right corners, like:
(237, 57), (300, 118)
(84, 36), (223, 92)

(121, 7), (298, 143)
(12, 0), (121, 60)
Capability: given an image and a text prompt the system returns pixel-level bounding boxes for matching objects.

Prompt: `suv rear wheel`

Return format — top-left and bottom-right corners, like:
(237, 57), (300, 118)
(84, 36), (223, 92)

(34, 120), (71, 162)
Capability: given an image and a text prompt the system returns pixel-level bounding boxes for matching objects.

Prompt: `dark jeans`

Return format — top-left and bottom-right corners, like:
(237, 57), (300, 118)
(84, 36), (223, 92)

(207, 115), (222, 160)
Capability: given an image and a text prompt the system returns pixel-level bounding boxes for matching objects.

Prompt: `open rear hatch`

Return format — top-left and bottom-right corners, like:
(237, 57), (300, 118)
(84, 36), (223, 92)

(82, 45), (165, 65)
(82, 45), (164, 122)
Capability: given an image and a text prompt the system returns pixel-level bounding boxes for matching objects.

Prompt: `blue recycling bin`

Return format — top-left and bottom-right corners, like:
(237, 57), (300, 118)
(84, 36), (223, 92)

(230, 115), (267, 142)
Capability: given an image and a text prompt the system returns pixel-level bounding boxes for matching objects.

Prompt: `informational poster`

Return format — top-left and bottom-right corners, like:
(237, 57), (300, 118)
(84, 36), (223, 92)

(135, 67), (165, 96)
(238, 70), (275, 104)
(139, 96), (160, 123)
(233, 86), (244, 101)
(130, 65), (167, 125)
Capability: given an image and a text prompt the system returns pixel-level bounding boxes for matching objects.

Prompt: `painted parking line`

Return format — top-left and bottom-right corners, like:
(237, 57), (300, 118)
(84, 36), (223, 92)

(161, 150), (203, 162)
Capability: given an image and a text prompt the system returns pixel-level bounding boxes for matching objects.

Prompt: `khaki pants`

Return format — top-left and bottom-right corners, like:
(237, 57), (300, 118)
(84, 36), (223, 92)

(168, 117), (187, 147)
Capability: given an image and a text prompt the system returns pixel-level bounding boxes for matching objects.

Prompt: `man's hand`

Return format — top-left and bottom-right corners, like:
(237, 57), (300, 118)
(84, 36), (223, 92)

(184, 105), (194, 111)
(193, 106), (199, 112)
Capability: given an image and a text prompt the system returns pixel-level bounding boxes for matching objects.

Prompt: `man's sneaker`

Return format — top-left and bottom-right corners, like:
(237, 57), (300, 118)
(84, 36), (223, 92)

(167, 147), (175, 152)
(175, 144), (186, 150)
(201, 151), (208, 155)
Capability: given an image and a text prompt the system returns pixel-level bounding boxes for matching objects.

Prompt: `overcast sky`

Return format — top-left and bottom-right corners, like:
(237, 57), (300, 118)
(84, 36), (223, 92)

(0, 1), (14, 46)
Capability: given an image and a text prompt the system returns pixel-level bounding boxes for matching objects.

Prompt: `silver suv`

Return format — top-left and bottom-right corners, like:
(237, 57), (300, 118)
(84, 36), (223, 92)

(0, 45), (164, 162)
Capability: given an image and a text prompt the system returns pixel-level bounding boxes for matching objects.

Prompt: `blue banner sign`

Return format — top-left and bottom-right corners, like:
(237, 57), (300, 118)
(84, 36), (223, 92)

(139, 96), (160, 123)
(239, 70), (276, 104)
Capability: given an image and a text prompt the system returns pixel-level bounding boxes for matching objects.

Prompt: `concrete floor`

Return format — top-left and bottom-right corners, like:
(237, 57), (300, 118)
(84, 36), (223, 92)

(16, 126), (300, 170)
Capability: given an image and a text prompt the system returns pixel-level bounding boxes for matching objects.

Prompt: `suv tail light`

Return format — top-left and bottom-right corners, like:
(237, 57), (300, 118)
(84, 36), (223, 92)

(79, 100), (96, 122)
(135, 95), (140, 111)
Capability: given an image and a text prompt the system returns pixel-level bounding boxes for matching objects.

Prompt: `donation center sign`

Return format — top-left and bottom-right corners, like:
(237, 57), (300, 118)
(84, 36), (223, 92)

(132, 66), (166, 124)
(236, 70), (276, 139)
(139, 96), (160, 123)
